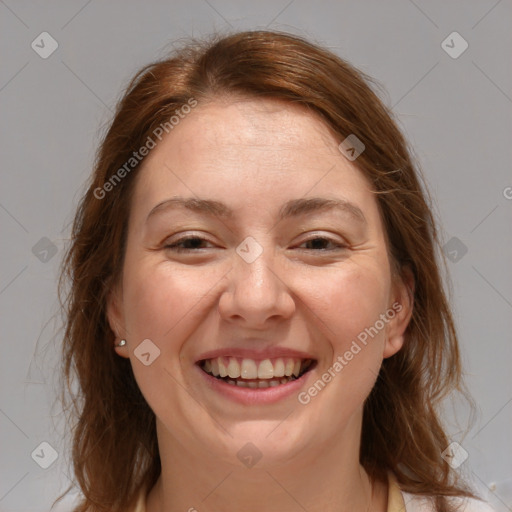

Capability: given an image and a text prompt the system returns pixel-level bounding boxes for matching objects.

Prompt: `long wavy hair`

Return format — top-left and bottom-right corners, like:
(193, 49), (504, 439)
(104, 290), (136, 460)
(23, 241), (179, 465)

(56, 30), (480, 511)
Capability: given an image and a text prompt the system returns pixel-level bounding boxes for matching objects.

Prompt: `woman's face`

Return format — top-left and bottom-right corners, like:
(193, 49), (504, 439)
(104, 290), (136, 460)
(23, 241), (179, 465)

(108, 97), (412, 466)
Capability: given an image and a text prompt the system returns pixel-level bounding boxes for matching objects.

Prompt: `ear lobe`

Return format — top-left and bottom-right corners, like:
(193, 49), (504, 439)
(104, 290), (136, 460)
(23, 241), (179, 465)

(106, 285), (129, 358)
(383, 266), (415, 359)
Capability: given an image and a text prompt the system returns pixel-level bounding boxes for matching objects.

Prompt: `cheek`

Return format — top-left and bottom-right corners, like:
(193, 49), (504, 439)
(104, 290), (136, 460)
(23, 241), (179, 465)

(301, 260), (391, 358)
(122, 262), (220, 341)
(120, 261), (221, 411)
(312, 265), (389, 332)
(294, 263), (392, 423)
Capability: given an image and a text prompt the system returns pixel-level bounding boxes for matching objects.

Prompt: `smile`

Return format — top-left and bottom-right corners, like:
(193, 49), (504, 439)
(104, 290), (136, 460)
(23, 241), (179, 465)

(199, 356), (316, 388)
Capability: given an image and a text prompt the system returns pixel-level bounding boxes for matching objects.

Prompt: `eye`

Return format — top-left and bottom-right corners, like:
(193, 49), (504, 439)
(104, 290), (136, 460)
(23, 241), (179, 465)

(297, 236), (346, 251)
(164, 236), (215, 252)
(163, 235), (345, 253)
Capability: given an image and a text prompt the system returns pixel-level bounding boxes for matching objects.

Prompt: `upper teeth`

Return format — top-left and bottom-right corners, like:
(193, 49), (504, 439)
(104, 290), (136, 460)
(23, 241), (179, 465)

(202, 357), (311, 379)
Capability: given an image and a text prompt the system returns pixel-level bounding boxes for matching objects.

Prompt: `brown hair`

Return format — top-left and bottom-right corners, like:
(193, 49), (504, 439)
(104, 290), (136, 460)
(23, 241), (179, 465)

(56, 30), (481, 511)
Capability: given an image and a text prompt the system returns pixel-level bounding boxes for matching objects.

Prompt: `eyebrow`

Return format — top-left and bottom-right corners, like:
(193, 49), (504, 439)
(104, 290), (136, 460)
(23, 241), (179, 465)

(146, 196), (366, 224)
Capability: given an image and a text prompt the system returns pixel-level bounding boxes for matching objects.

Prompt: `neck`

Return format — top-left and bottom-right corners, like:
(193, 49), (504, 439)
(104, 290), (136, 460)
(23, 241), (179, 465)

(146, 414), (388, 512)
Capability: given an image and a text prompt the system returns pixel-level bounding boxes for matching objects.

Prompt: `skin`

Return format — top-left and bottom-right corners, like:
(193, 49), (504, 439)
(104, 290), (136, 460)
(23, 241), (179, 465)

(107, 97), (414, 512)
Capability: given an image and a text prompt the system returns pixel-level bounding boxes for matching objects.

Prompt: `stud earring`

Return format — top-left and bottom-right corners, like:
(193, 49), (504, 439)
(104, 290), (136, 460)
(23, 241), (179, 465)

(116, 339), (127, 347)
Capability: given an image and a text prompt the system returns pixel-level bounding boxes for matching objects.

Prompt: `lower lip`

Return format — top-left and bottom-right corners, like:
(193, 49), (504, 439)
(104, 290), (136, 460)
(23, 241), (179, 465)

(195, 364), (315, 405)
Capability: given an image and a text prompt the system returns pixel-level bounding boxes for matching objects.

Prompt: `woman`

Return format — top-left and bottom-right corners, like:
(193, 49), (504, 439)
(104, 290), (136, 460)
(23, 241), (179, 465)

(56, 30), (494, 512)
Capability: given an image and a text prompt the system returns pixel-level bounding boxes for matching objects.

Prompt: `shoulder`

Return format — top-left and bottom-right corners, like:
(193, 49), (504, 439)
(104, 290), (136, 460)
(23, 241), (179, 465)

(400, 490), (497, 512)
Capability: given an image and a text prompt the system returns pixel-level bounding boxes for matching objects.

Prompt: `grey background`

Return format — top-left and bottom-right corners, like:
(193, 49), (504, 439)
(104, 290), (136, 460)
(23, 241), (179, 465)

(1, 1), (511, 511)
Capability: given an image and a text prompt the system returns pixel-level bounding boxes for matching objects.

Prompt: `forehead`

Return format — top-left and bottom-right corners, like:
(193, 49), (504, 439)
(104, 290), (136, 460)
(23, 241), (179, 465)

(184, 97), (340, 149)
(130, 97), (377, 223)
(141, 97), (344, 175)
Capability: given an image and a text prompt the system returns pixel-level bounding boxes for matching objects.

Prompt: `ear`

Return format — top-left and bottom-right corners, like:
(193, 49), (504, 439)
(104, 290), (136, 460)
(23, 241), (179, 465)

(383, 265), (414, 359)
(106, 282), (130, 359)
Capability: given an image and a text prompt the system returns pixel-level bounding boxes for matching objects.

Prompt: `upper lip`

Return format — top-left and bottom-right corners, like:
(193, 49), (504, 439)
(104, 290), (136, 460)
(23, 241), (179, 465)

(195, 345), (316, 363)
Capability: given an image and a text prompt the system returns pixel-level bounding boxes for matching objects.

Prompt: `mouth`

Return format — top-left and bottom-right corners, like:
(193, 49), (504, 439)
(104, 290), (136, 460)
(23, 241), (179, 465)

(197, 356), (317, 388)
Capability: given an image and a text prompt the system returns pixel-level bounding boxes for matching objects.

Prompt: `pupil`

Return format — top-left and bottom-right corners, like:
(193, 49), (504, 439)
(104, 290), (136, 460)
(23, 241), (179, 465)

(186, 238), (203, 248)
(309, 238), (327, 249)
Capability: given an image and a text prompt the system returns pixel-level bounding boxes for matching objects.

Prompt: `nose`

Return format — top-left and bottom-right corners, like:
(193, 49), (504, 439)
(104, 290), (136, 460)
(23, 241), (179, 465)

(218, 243), (295, 328)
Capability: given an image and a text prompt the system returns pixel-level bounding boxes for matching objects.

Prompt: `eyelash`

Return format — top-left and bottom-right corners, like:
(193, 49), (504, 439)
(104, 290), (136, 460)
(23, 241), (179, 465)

(164, 236), (346, 253)
(164, 236), (213, 252)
